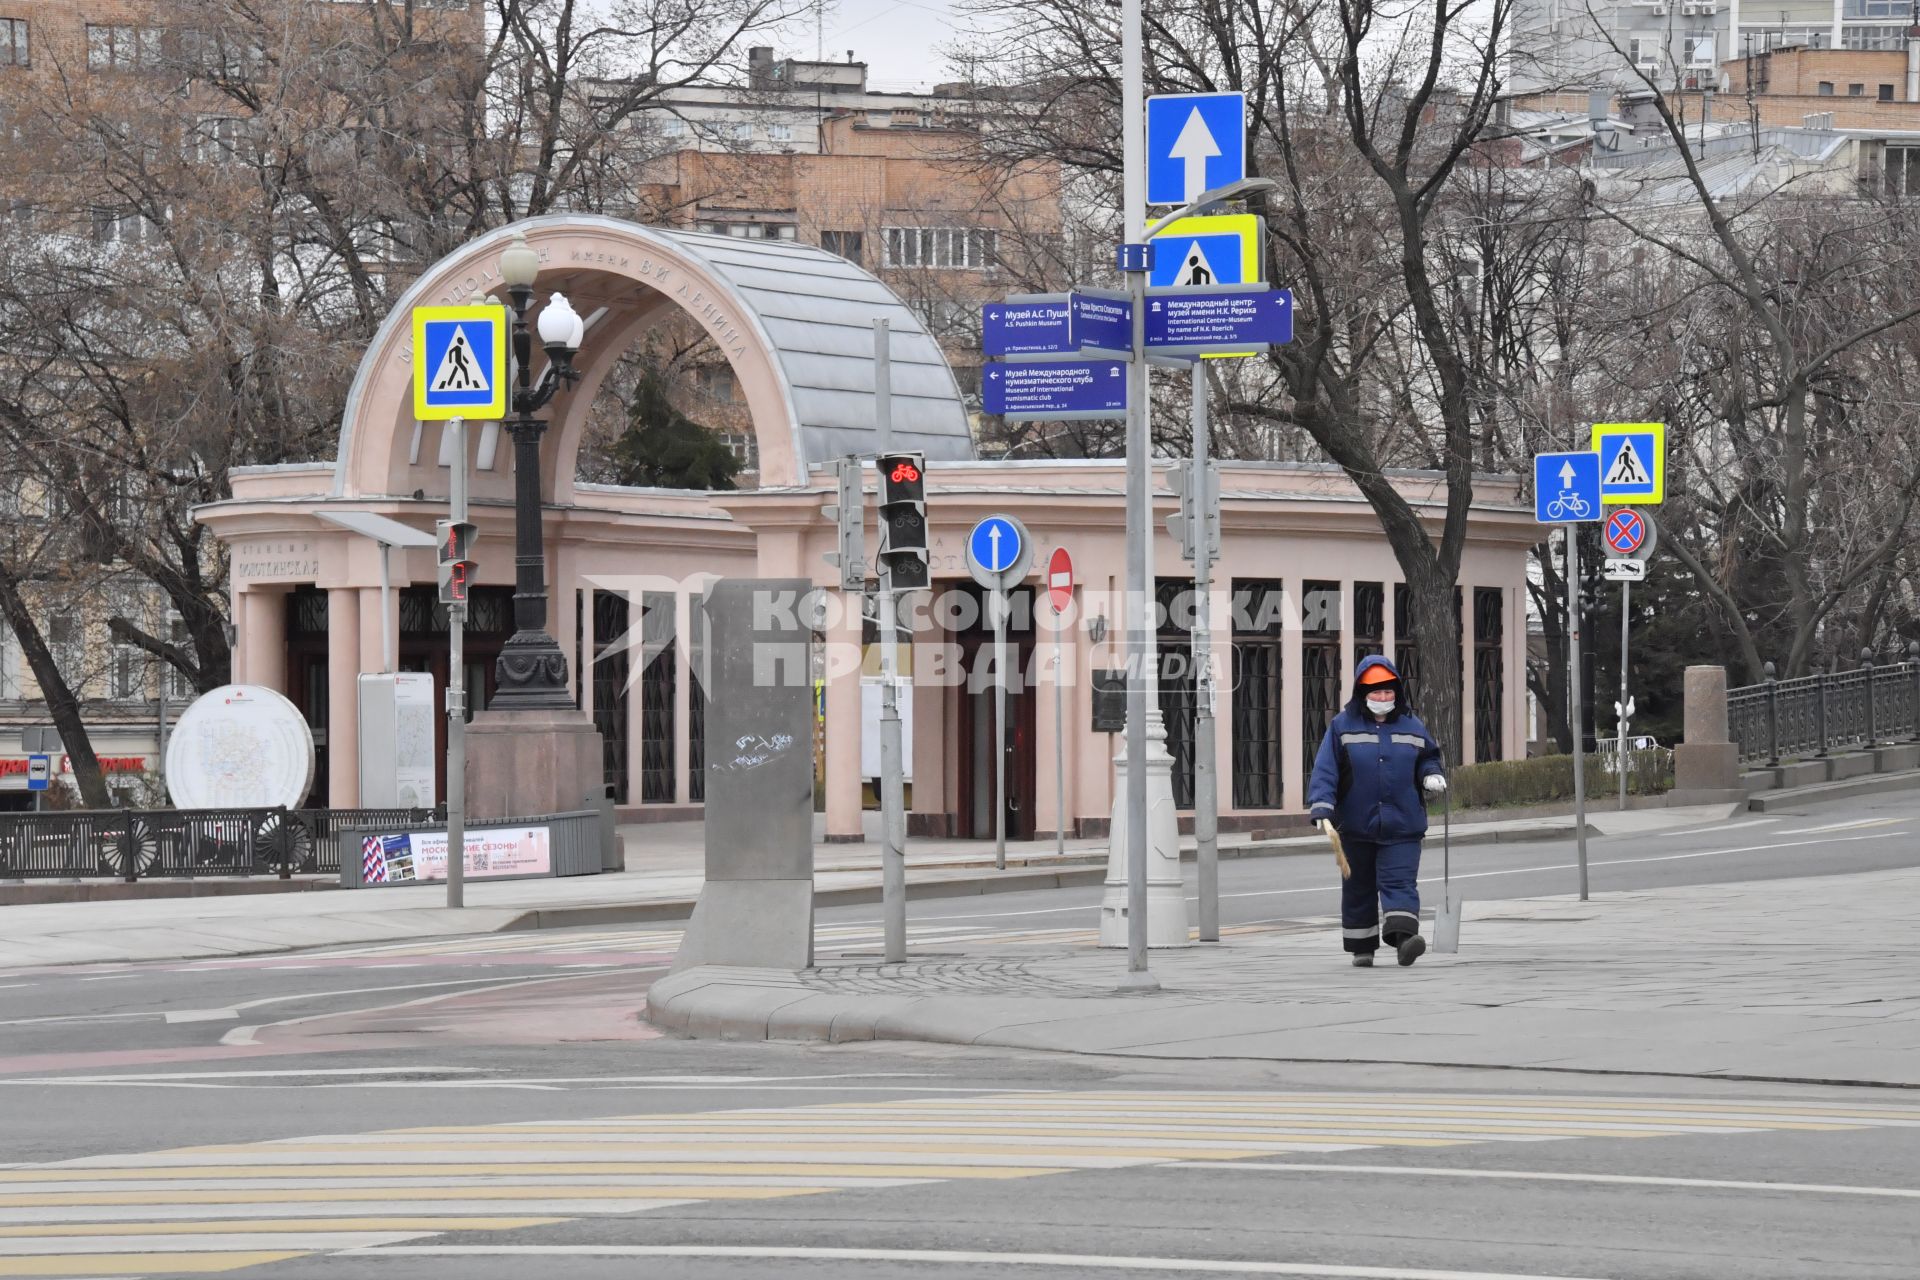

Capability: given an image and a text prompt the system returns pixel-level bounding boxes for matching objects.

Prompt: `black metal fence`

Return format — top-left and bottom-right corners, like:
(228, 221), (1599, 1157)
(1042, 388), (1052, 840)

(0, 808), (434, 881)
(1727, 646), (1920, 766)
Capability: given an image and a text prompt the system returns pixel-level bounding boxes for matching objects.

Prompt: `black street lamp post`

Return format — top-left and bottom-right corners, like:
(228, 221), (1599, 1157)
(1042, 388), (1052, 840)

(490, 231), (585, 710)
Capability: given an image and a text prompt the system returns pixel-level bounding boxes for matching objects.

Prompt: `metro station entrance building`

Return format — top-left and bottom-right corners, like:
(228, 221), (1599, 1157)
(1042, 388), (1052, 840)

(195, 216), (1540, 839)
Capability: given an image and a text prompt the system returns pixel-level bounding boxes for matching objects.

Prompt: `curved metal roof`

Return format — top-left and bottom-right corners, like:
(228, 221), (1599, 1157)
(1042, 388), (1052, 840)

(669, 229), (977, 469)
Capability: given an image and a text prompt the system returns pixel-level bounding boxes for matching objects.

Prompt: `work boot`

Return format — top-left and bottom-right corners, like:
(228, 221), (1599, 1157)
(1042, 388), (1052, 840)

(1397, 934), (1427, 967)
(1351, 953), (1374, 968)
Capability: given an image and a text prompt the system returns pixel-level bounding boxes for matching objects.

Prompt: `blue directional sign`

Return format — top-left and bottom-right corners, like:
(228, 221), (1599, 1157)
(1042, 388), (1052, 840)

(1534, 452), (1603, 524)
(969, 516), (1024, 576)
(1146, 92), (1246, 205)
(982, 361), (1127, 421)
(1069, 292), (1131, 355)
(1144, 287), (1292, 354)
(983, 297), (1072, 358)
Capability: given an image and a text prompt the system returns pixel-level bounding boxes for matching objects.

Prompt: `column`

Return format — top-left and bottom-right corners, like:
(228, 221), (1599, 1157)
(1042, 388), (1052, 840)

(1280, 578), (1305, 811)
(911, 615), (948, 832)
(326, 587), (361, 807)
(823, 591), (864, 841)
(579, 585), (595, 728)
(554, 534), (579, 703)
(358, 586), (390, 680)
(1830, 0), (1843, 53)
(251, 588), (287, 695)
(1207, 575), (1233, 819)
(229, 594), (251, 690)
(674, 589), (692, 804)
(1337, 577), (1356, 706)
(1510, 583), (1527, 759)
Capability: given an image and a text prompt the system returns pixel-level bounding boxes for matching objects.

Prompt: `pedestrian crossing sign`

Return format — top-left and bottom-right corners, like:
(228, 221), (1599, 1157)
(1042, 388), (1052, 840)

(412, 304), (508, 421)
(1591, 421), (1665, 505)
(1147, 214), (1263, 288)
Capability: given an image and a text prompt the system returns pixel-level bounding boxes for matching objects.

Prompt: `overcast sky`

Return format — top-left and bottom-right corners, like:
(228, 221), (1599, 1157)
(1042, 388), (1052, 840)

(780, 0), (968, 91)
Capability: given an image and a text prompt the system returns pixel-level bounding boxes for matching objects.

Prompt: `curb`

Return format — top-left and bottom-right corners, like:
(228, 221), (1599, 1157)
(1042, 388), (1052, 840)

(1747, 769), (1920, 813)
(504, 822), (1585, 934)
(642, 967), (1920, 1090)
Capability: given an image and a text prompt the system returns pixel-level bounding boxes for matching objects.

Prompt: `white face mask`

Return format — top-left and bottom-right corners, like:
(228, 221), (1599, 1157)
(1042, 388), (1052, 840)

(1366, 694), (1396, 718)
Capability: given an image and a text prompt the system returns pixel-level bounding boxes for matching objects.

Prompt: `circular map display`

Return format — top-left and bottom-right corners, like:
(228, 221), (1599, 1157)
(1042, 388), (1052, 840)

(165, 685), (317, 810)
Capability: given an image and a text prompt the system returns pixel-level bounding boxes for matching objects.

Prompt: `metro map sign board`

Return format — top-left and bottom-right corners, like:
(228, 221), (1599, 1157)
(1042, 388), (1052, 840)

(413, 305), (508, 421)
(1591, 421), (1665, 505)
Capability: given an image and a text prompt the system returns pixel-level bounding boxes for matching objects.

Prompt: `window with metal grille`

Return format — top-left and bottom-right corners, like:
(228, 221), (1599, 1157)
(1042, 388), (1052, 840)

(1474, 587), (1505, 763)
(1355, 581), (1385, 660)
(639, 592), (677, 803)
(688, 593), (706, 803)
(1301, 580), (1342, 802)
(1231, 579), (1284, 809)
(111, 645), (140, 700)
(1156, 578), (1196, 809)
(581, 591), (631, 804)
(167, 617), (194, 700)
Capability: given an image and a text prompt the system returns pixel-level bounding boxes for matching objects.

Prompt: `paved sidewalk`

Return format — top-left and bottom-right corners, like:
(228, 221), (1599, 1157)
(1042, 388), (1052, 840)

(647, 865), (1920, 1088)
(0, 803), (1732, 970)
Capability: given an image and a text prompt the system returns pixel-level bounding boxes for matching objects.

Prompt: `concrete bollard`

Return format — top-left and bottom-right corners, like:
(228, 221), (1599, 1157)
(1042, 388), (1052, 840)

(1671, 665), (1744, 805)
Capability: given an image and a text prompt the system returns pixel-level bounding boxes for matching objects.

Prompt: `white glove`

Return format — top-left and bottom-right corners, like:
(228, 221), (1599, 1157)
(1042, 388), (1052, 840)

(1317, 818), (1336, 836)
(1423, 775), (1447, 795)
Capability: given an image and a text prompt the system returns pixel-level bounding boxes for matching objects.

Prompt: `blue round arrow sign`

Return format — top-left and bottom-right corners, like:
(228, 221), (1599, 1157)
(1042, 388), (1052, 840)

(968, 516), (1022, 575)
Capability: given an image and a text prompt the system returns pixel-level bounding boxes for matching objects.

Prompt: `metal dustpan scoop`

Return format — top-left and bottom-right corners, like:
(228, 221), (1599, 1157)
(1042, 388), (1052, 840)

(1433, 787), (1463, 953)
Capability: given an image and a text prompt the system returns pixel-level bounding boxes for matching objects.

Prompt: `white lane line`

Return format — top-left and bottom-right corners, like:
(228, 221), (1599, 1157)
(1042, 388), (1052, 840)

(336, 1245), (1619, 1279)
(1171, 1161), (1920, 1200)
(1778, 817), (1902, 835)
(163, 1009), (239, 1024)
(3, 1067), (487, 1083)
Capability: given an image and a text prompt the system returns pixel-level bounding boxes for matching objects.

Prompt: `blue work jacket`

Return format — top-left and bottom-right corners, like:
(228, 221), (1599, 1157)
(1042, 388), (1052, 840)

(1307, 704), (1446, 844)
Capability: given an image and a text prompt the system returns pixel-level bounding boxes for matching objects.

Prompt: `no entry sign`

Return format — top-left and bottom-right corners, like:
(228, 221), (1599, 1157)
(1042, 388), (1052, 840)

(1604, 509), (1648, 558)
(1047, 547), (1073, 614)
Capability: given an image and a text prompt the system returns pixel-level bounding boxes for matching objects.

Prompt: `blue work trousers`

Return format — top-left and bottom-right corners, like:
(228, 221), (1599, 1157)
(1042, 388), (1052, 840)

(1340, 838), (1422, 954)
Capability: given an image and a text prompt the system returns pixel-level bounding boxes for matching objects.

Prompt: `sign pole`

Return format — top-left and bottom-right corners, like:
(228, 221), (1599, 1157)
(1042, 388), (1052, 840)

(1618, 579), (1631, 813)
(995, 588), (1008, 871)
(1055, 606), (1066, 860)
(875, 321), (907, 964)
(1121, 0), (1155, 982)
(1192, 370), (1219, 943)
(446, 416), (468, 911)
(1567, 525), (1589, 901)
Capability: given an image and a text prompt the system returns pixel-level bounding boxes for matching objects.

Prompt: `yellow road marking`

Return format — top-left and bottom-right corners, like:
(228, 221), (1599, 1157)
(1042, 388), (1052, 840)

(5, 1164), (1057, 1182)
(175, 1140), (1463, 1157)
(0, 1252), (301, 1276)
(0, 1186), (833, 1207)
(0, 1218), (560, 1237)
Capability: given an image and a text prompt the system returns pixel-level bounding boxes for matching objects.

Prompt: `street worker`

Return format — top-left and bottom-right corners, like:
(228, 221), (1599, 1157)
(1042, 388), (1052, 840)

(1307, 655), (1447, 968)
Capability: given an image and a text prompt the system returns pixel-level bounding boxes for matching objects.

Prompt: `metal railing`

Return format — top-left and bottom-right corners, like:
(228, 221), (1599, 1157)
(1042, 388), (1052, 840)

(1727, 645), (1920, 766)
(0, 807), (433, 882)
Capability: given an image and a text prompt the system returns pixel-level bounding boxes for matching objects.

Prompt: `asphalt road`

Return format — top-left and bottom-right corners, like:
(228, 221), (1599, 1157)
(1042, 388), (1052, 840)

(0, 789), (1915, 1279)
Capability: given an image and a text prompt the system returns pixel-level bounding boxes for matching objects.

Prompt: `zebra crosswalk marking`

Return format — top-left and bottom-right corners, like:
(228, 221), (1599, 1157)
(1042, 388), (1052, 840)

(4, 1089), (1919, 1277)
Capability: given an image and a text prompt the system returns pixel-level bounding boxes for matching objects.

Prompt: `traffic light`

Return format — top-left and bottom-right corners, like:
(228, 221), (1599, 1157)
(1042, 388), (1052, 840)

(820, 456), (866, 591)
(1166, 458), (1220, 562)
(437, 518), (478, 606)
(875, 452), (929, 590)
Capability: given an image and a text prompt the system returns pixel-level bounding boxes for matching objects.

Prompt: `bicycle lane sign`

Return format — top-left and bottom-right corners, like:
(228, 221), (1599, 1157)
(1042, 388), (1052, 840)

(1534, 452), (1603, 524)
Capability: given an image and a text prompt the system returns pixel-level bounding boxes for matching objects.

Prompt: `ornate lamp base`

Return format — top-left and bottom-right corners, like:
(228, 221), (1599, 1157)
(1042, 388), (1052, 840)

(490, 628), (575, 711)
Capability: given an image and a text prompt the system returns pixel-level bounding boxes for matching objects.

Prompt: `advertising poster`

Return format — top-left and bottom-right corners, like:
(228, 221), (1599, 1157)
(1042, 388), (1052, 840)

(358, 827), (552, 885)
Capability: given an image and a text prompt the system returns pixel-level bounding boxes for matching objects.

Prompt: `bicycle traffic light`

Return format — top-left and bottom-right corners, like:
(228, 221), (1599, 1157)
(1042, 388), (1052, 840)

(875, 452), (929, 591)
(437, 518), (478, 606)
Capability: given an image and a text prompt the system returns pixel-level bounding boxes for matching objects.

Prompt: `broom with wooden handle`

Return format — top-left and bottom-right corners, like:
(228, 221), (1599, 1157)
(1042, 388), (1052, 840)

(1319, 819), (1350, 880)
